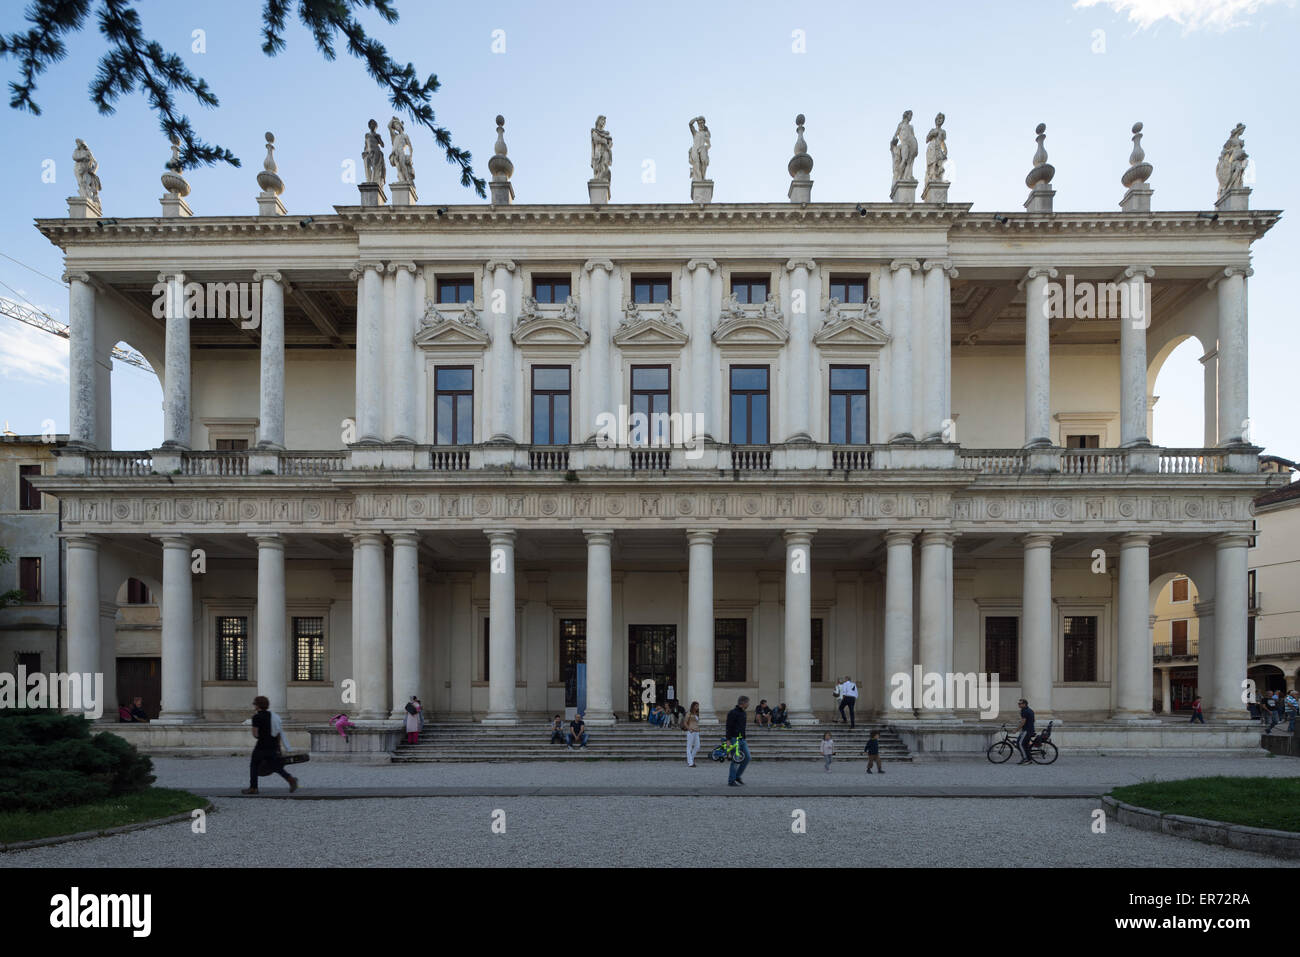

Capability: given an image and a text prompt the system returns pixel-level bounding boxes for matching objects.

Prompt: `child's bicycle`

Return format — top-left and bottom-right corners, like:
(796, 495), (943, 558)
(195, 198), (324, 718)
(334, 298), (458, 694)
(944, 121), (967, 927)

(709, 736), (747, 763)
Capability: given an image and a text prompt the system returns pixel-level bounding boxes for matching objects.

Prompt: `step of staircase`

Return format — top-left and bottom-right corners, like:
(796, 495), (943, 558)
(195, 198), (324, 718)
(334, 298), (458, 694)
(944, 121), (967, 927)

(392, 723), (911, 762)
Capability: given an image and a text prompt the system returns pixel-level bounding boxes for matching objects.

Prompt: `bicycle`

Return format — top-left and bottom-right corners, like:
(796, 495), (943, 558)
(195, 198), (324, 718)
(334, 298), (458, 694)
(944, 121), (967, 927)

(709, 736), (747, 764)
(987, 721), (1058, 765)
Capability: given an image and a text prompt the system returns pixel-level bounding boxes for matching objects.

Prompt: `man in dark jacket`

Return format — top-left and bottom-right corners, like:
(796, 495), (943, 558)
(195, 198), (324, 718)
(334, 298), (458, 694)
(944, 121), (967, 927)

(726, 695), (751, 786)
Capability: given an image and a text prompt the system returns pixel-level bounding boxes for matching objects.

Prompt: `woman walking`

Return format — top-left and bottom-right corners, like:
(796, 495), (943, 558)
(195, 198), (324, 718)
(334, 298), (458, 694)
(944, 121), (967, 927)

(684, 701), (701, 767)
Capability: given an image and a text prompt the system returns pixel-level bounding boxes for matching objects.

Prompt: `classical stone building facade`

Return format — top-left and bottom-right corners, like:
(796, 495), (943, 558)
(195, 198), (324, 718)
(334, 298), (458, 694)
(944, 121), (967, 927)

(31, 123), (1284, 745)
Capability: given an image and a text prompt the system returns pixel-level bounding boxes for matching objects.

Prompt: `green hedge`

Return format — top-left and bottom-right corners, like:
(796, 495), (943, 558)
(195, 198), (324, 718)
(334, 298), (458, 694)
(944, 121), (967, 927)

(0, 709), (155, 811)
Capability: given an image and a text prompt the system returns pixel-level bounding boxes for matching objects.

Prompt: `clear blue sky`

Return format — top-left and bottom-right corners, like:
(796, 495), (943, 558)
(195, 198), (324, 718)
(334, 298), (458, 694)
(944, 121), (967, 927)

(0, 0), (1295, 455)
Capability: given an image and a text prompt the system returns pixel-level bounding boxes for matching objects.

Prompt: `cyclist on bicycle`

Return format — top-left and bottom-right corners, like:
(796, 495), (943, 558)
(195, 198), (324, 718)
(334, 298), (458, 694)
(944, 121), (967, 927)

(725, 695), (751, 786)
(1015, 698), (1035, 765)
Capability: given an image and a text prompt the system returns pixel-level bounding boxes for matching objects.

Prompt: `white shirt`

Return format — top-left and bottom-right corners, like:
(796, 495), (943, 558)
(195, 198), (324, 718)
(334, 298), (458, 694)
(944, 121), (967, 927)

(842, 681), (858, 697)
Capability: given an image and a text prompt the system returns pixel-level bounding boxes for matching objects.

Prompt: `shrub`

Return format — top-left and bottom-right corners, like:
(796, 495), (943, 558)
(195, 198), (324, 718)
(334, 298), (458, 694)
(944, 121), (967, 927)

(0, 709), (156, 811)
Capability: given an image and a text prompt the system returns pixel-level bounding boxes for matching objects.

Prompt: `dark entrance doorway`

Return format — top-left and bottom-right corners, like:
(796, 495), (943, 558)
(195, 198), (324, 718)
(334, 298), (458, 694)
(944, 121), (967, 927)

(628, 624), (676, 721)
(117, 657), (161, 719)
(1169, 667), (1198, 712)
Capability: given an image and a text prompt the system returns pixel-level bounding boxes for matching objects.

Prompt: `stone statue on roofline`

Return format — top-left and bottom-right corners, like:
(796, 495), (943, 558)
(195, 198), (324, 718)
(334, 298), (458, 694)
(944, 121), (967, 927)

(890, 110), (918, 184)
(591, 116), (612, 182)
(73, 139), (101, 204)
(688, 116), (711, 181)
(925, 113), (947, 186)
(362, 119), (386, 185)
(388, 117), (415, 185)
(1216, 122), (1248, 200)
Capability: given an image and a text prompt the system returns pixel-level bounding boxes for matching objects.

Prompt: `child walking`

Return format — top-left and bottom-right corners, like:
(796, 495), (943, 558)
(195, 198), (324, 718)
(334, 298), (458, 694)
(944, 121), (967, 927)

(820, 731), (835, 772)
(864, 730), (884, 773)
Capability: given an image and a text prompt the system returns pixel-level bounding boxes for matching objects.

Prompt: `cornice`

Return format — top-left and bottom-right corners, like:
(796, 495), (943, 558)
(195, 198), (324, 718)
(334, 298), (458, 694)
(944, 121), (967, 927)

(35, 215), (352, 249)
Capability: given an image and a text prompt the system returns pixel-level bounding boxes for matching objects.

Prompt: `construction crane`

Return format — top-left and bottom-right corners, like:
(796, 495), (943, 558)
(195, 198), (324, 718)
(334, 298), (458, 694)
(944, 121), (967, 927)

(0, 294), (154, 373)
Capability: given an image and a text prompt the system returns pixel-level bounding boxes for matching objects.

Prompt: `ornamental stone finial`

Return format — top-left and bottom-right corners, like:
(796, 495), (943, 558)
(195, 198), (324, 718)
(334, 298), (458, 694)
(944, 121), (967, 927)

(922, 113), (949, 203)
(1120, 122), (1154, 213)
(256, 132), (286, 215)
(1024, 123), (1055, 213)
(160, 137), (192, 217)
(69, 138), (102, 218)
(1214, 122), (1250, 211)
(788, 114), (814, 203)
(489, 114), (515, 205)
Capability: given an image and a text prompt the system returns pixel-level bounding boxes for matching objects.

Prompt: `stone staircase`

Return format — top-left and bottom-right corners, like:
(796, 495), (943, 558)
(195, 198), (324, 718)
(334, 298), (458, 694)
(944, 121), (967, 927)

(392, 720), (911, 762)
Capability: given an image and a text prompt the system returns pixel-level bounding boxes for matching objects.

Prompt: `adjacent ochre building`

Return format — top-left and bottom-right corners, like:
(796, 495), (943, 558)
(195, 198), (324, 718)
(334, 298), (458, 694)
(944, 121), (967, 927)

(28, 120), (1286, 749)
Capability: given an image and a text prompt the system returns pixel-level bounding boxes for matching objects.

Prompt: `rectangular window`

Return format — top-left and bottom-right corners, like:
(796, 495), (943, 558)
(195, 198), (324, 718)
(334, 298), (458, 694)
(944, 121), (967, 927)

(1063, 615), (1098, 682)
(714, 618), (747, 683)
(216, 616), (249, 681)
(829, 275), (869, 304)
(18, 557), (40, 602)
(631, 275), (672, 304)
(437, 277), (475, 304)
(532, 276), (572, 304)
(16, 651), (40, 674)
(531, 366), (571, 445)
(559, 618), (587, 708)
(215, 438), (249, 451)
(435, 366), (474, 445)
(631, 365), (671, 445)
(729, 366), (769, 444)
(730, 275), (770, 305)
(1171, 619), (1189, 656)
(293, 616), (325, 682)
(18, 464), (41, 510)
(126, 578), (152, 604)
(1066, 434), (1100, 449)
(1249, 568), (1257, 610)
(811, 618), (824, 684)
(985, 616), (1018, 683)
(1170, 578), (1189, 602)
(829, 365), (869, 445)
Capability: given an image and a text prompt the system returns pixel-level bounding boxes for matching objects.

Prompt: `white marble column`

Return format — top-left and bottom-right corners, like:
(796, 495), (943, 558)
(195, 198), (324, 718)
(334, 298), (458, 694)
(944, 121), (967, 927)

(584, 260), (614, 441)
(354, 532), (389, 719)
(1021, 266), (1057, 448)
(65, 535), (100, 715)
(389, 262), (418, 443)
(1119, 266), (1153, 447)
(1160, 668), (1172, 714)
(1113, 532), (1153, 719)
(389, 531), (422, 718)
(883, 530), (915, 717)
(685, 529), (717, 721)
(1021, 533), (1057, 716)
(584, 530), (615, 725)
(158, 535), (197, 721)
(784, 259), (815, 442)
(1211, 266), (1252, 446)
(1199, 350), (1219, 446)
(352, 262), (385, 444)
(253, 534), (286, 713)
(783, 530), (815, 724)
(920, 260), (957, 441)
(1194, 598), (1216, 717)
(484, 529), (517, 724)
(160, 271), (191, 449)
(888, 260), (918, 441)
(253, 271), (286, 449)
(1210, 534), (1251, 720)
(918, 531), (955, 717)
(64, 272), (99, 448)
(687, 259), (717, 442)
(487, 260), (517, 442)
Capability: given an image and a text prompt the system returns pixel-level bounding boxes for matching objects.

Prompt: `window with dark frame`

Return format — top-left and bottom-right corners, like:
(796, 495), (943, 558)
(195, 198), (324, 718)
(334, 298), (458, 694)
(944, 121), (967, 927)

(631, 365), (671, 446)
(1249, 568), (1257, 609)
(126, 578), (152, 604)
(631, 275), (672, 304)
(1170, 578), (1189, 602)
(829, 365), (869, 445)
(1171, 619), (1189, 656)
(559, 618), (587, 708)
(532, 275), (572, 304)
(1066, 434), (1100, 449)
(15, 651), (40, 674)
(729, 366), (769, 444)
(829, 275), (869, 304)
(1063, 615), (1098, 682)
(215, 438), (249, 450)
(531, 366), (571, 445)
(714, 618), (747, 683)
(985, 616), (1018, 683)
(216, 616), (249, 681)
(730, 275), (770, 304)
(18, 464), (41, 510)
(18, 557), (40, 602)
(435, 366), (473, 445)
(811, 618), (824, 683)
(437, 276), (475, 304)
(293, 616), (325, 682)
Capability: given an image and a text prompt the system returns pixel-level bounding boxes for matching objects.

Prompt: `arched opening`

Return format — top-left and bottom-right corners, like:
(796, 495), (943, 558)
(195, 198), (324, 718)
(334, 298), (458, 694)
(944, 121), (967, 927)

(112, 574), (163, 719)
(1249, 664), (1285, 698)
(109, 340), (163, 451)
(1150, 570), (1203, 713)
(1148, 333), (1208, 449)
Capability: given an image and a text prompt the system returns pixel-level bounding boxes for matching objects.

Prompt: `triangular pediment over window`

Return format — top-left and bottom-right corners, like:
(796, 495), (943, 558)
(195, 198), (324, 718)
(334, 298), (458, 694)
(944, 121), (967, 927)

(813, 315), (891, 347)
(511, 315), (590, 346)
(613, 316), (690, 347)
(414, 318), (491, 349)
(712, 313), (789, 345)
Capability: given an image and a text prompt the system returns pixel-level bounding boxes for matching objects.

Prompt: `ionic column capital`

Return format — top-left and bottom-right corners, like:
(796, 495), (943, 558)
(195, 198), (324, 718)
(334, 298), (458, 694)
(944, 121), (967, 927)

(349, 261), (384, 281)
(686, 258), (717, 273)
(784, 258), (816, 272)
(155, 270), (186, 284)
(62, 270), (94, 286)
(251, 269), (285, 285)
(583, 258), (614, 274)
(386, 261), (418, 276)
(922, 258), (958, 278)
(1208, 265), (1254, 289)
(1121, 265), (1155, 281)
(1018, 265), (1058, 289)
(889, 258), (920, 273)
(484, 259), (517, 273)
